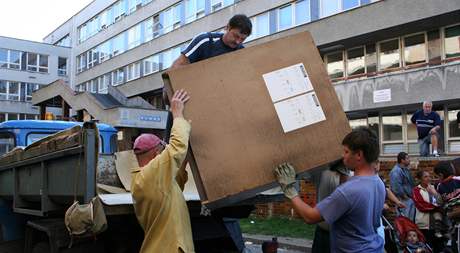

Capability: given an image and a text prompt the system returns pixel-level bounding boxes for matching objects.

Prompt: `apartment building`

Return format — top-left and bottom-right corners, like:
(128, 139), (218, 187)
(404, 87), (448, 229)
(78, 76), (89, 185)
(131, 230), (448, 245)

(42, 0), (460, 155)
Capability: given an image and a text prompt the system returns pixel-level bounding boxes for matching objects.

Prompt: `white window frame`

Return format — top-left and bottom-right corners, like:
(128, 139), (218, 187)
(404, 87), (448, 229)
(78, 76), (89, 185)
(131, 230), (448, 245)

(443, 23), (460, 60)
(127, 62), (141, 81)
(0, 80), (7, 100)
(25, 83), (39, 101)
(320, 0), (341, 18)
(402, 32), (428, 67)
(277, 4), (294, 32)
(377, 37), (401, 71)
(294, 0), (311, 26)
(38, 54), (49, 73)
(346, 45), (366, 77)
(127, 24), (142, 49)
(6, 81), (20, 101)
(8, 50), (21, 70)
(324, 50), (345, 79)
(143, 55), (160, 76)
(26, 52), (38, 72)
(58, 57), (67, 76)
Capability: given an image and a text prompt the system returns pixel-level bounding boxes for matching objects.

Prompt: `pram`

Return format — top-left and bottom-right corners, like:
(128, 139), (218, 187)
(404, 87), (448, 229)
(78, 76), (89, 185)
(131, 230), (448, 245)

(382, 215), (433, 253)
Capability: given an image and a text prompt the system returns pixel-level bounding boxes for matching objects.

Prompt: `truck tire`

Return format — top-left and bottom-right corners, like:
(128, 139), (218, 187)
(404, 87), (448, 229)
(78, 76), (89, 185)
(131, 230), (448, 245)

(32, 242), (50, 253)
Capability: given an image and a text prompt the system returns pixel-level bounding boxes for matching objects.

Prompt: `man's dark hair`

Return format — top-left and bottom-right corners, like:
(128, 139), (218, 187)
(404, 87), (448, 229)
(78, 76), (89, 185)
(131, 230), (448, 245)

(341, 127), (379, 164)
(228, 14), (252, 35)
(433, 161), (454, 179)
(397, 152), (408, 164)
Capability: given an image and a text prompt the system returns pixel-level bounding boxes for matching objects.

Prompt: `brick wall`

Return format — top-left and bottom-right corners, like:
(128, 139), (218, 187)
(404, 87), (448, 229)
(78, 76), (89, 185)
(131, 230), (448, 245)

(254, 158), (450, 219)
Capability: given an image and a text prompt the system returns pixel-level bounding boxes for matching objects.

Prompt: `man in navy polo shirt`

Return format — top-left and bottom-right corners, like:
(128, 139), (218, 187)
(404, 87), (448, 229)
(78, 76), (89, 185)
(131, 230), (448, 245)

(171, 14), (252, 68)
(410, 101), (442, 157)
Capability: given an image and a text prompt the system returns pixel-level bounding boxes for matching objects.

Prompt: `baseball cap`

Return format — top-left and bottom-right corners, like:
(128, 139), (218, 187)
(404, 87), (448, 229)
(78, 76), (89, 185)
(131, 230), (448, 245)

(133, 134), (165, 154)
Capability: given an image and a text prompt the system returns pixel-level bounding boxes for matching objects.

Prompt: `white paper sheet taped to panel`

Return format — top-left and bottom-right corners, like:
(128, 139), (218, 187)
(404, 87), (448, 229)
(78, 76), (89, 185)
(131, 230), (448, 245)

(273, 92), (326, 133)
(262, 63), (313, 103)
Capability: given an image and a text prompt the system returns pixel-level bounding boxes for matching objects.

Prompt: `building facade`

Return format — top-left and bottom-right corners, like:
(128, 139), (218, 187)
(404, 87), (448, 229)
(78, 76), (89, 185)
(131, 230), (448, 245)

(42, 0), (460, 156)
(0, 36), (70, 122)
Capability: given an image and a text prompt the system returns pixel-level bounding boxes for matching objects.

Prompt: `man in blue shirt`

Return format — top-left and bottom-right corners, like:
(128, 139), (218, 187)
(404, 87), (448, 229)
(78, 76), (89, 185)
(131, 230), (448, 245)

(171, 14), (252, 67)
(410, 101), (442, 157)
(389, 152), (415, 220)
(275, 127), (385, 253)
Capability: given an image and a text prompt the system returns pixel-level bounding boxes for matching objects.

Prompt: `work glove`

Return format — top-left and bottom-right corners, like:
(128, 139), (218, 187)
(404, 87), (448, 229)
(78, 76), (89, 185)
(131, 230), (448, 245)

(274, 163), (298, 199)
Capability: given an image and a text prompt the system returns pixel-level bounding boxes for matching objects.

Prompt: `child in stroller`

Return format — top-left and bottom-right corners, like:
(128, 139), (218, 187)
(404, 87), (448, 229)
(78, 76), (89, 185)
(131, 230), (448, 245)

(407, 230), (431, 253)
(394, 216), (432, 253)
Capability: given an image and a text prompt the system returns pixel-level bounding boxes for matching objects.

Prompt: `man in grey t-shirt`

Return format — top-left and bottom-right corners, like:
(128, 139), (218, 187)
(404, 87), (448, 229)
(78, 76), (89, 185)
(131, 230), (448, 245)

(275, 127), (385, 253)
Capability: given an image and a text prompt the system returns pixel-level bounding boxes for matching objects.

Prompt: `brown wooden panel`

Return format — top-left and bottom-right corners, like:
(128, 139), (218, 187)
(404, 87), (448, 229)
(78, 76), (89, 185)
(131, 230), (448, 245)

(164, 32), (351, 208)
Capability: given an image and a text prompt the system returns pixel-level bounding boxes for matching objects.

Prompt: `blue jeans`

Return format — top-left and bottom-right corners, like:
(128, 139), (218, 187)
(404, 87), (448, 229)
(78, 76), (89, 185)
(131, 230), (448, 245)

(418, 132), (438, 156)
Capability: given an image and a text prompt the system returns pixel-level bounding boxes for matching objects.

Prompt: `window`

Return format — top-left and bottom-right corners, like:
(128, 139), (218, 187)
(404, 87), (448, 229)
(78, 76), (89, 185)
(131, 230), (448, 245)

(79, 53), (87, 72)
(382, 113), (403, 141)
(326, 51), (344, 79)
(347, 47), (365, 76)
(382, 113), (404, 154)
(278, 5), (293, 31)
(127, 62), (141, 81)
(99, 41), (112, 62)
(55, 34), (71, 47)
(144, 17), (154, 42)
(379, 39), (400, 70)
(448, 108), (460, 153)
(38, 54), (48, 73)
(445, 25), (460, 59)
(172, 4), (182, 29)
(90, 79), (97, 93)
(343, 0), (359, 10)
(7, 114), (18, 121)
(163, 4), (182, 34)
(58, 57), (67, 76)
(143, 55), (160, 75)
(113, 68), (125, 86)
(0, 48), (7, 68)
(247, 13), (269, 41)
(0, 113), (5, 123)
(368, 116), (379, 141)
(196, 0), (205, 18)
(8, 50), (21, 69)
(427, 30), (441, 64)
(0, 133), (15, 156)
(185, 0), (196, 23)
(321, 0), (340, 17)
(27, 53), (38, 71)
(404, 33), (426, 66)
(113, 34), (125, 57)
(349, 118), (367, 129)
(365, 44), (377, 74)
(26, 133), (50, 146)
(0, 80), (6, 100)
(114, 0), (127, 22)
(128, 0), (142, 14)
(127, 24), (142, 49)
(295, 0), (310, 25)
(26, 83), (39, 101)
(153, 15), (161, 38)
(8, 82), (19, 101)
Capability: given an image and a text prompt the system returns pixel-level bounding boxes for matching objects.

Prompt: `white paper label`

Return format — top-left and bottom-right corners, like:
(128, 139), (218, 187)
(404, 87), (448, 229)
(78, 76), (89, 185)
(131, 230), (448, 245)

(273, 92), (326, 133)
(373, 89), (391, 103)
(262, 63), (313, 103)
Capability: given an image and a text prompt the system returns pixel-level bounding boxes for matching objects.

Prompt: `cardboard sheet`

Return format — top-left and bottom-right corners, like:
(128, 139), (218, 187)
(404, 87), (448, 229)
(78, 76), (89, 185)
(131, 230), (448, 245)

(114, 150), (138, 191)
(164, 32), (350, 208)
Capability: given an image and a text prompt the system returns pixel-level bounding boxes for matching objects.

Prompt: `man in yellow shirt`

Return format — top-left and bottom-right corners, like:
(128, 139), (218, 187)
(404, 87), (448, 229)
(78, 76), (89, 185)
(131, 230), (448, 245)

(131, 89), (194, 253)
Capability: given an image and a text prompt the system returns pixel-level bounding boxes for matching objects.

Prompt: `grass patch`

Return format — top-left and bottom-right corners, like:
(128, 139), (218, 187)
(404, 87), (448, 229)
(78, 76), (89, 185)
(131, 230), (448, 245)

(239, 216), (316, 239)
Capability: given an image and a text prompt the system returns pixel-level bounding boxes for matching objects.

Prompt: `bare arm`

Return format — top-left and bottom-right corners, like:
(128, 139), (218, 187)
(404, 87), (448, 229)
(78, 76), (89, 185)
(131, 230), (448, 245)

(290, 196), (323, 224)
(171, 54), (190, 69)
(386, 187), (406, 208)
